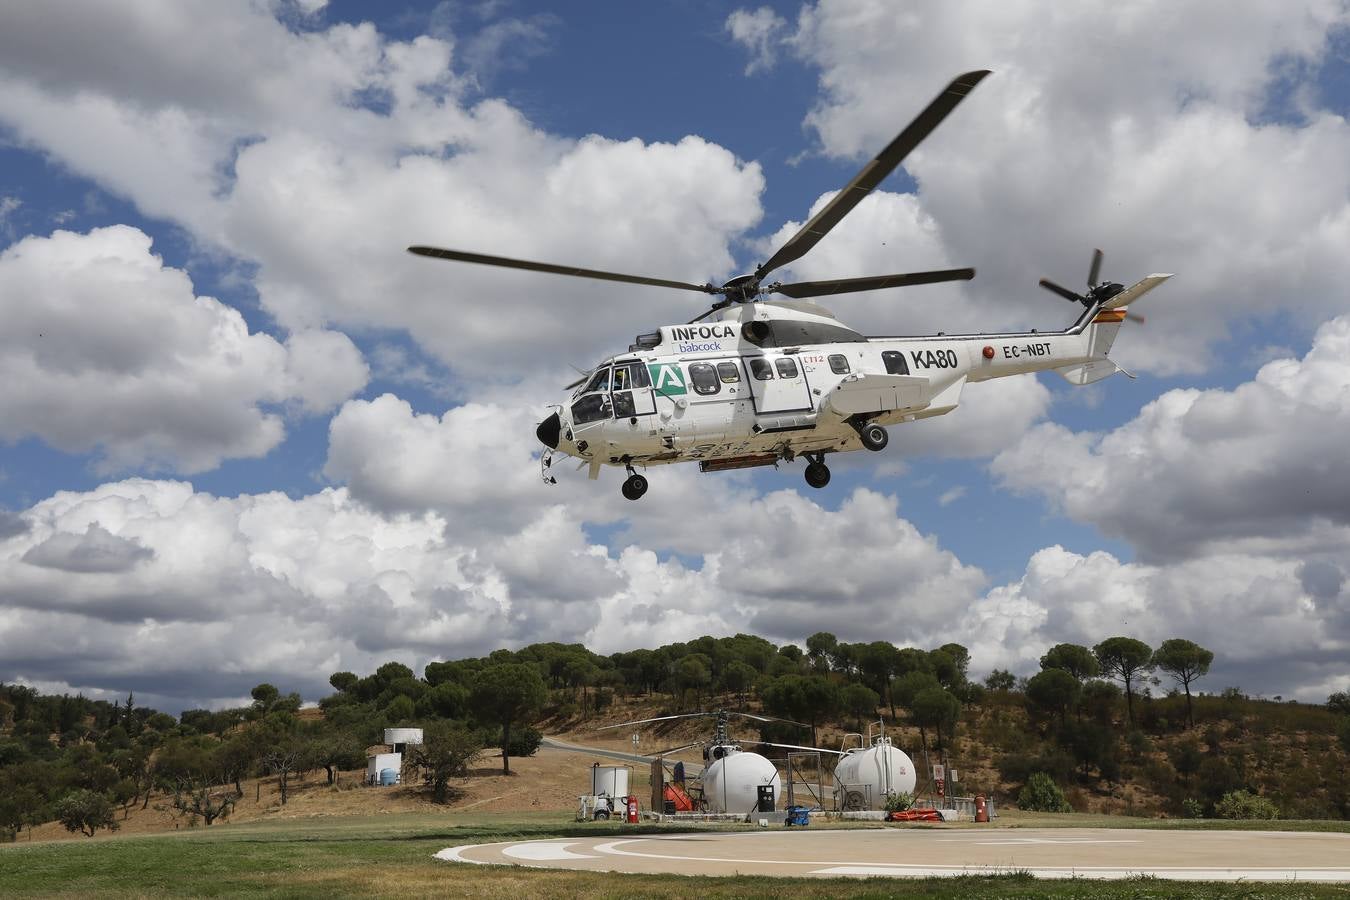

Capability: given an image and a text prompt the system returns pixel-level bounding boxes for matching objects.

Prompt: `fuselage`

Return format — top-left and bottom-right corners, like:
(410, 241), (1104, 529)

(541, 299), (1116, 473)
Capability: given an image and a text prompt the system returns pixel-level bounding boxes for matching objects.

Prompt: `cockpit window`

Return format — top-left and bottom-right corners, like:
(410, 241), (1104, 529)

(582, 367), (611, 393)
(613, 361), (650, 389)
(571, 393), (611, 425)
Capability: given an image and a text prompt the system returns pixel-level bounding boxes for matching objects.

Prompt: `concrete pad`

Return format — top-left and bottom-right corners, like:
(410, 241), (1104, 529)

(437, 827), (1350, 881)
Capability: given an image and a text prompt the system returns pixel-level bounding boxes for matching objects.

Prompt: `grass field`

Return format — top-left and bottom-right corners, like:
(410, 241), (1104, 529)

(3, 811), (1350, 898)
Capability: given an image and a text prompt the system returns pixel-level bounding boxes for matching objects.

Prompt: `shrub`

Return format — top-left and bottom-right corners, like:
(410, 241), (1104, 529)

(1017, 772), (1071, 813)
(1181, 797), (1205, 819)
(883, 791), (914, 812)
(505, 725), (543, 758)
(1214, 789), (1279, 820)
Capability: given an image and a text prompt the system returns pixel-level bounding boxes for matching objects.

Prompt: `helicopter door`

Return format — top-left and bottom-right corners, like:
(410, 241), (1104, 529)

(748, 354), (812, 413)
(611, 361), (655, 418)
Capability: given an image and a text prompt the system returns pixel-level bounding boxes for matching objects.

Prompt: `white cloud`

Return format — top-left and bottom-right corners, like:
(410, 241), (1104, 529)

(763, 0), (1350, 373)
(726, 7), (789, 75)
(965, 545), (1350, 702)
(0, 226), (367, 473)
(0, 3), (766, 379)
(992, 315), (1350, 562)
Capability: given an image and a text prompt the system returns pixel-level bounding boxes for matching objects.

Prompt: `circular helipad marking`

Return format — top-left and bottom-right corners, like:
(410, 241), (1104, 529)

(437, 828), (1350, 881)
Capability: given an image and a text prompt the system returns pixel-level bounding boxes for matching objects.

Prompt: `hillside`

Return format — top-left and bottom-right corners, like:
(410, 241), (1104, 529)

(4, 636), (1349, 842)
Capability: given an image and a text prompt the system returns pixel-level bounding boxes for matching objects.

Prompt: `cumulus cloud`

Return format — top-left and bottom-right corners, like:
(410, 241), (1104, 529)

(726, 7), (789, 75)
(755, 0), (1350, 373)
(22, 523), (153, 573)
(991, 315), (1350, 562)
(0, 2), (766, 379)
(0, 226), (368, 473)
(965, 545), (1350, 702)
(0, 472), (996, 709)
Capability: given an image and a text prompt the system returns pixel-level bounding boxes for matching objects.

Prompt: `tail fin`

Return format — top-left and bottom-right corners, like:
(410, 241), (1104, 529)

(1057, 273), (1171, 385)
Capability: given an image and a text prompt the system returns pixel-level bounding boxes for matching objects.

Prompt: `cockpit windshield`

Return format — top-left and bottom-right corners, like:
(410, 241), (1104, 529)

(581, 366), (611, 394)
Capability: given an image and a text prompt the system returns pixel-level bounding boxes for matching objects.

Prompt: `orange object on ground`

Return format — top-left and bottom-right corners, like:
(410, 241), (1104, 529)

(663, 782), (695, 812)
(975, 794), (989, 823)
(886, 808), (942, 822)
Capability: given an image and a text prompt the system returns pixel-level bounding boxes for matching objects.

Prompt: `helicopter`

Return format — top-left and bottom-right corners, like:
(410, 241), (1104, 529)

(409, 70), (1171, 500)
(601, 709), (819, 815)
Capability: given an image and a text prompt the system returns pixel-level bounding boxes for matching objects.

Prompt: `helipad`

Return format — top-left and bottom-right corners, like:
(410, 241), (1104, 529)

(437, 827), (1350, 881)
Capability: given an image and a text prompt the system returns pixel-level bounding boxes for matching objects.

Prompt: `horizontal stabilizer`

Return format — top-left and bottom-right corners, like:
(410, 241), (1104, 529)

(1055, 359), (1121, 385)
(1102, 273), (1172, 309)
(825, 373), (929, 417)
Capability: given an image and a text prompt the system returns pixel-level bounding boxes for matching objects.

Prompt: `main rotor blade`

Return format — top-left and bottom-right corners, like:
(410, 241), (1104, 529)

(745, 740), (846, 756)
(1038, 278), (1085, 304)
(1099, 273), (1172, 310)
(599, 712), (710, 730)
(1087, 248), (1103, 288)
(408, 246), (719, 295)
(772, 267), (975, 299)
(649, 740), (704, 757)
(754, 70), (990, 281)
(725, 711), (808, 727)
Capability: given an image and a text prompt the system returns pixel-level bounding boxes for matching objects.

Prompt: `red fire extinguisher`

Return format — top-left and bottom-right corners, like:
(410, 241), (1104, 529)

(625, 795), (639, 823)
(975, 794), (989, 823)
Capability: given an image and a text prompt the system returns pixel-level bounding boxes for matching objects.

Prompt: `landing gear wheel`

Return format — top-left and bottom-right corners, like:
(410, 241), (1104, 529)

(621, 473), (648, 501)
(804, 461), (831, 489)
(859, 422), (889, 452)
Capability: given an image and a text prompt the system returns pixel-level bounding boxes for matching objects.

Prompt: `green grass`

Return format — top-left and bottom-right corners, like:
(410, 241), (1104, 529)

(3, 813), (1350, 898)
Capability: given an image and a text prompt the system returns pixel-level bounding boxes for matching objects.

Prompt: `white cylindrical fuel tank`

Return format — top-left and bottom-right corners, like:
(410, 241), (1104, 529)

(591, 764), (630, 798)
(832, 738), (916, 810)
(701, 747), (781, 814)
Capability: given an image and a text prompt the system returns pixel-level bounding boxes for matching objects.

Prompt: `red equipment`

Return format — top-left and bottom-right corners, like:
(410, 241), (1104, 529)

(626, 795), (639, 823)
(975, 794), (989, 823)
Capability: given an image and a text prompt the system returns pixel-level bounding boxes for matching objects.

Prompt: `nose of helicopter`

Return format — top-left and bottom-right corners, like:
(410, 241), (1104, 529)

(535, 411), (561, 449)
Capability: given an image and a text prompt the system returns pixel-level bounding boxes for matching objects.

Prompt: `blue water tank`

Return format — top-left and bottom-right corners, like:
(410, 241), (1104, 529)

(379, 768), (398, 786)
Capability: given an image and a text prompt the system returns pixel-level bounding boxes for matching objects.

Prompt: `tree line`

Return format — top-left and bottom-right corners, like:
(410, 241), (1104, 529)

(4, 630), (1349, 837)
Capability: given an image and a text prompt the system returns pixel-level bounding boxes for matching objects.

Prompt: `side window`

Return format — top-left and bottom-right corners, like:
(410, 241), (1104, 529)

(688, 363), (720, 395)
(630, 362), (651, 388)
(828, 354), (850, 374)
(882, 350), (909, 375)
(717, 361), (741, 384)
(775, 358), (799, 378)
(748, 358), (774, 380)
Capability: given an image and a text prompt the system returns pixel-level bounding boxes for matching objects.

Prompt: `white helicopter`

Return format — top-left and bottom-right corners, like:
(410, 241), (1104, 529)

(410, 70), (1170, 500)
(602, 709), (811, 815)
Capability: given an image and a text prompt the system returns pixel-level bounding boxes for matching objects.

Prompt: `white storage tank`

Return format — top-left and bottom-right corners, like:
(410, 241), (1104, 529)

(591, 764), (630, 798)
(702, 747), (781, 815)
(832, 738), (916, 810)
(384, 728), (424, 752)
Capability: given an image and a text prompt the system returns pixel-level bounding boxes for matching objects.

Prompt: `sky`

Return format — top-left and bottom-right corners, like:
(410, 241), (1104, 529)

(1, 0), (1348, 713)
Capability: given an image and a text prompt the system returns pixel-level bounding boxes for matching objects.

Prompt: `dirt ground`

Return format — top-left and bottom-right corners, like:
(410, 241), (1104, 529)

(22, 742), (630, 843)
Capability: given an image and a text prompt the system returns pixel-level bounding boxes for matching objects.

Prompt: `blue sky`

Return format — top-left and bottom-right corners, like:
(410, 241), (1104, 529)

(1, 1), (1348, 711)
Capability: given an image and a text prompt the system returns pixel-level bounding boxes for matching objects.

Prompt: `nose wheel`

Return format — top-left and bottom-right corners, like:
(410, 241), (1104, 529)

(804, 454), (831, 489)
(621, 465), (648, 501)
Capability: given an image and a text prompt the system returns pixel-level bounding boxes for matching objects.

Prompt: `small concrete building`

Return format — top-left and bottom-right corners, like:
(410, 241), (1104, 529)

(384, 728), (424, 754)
(366, 751), (402, 785)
